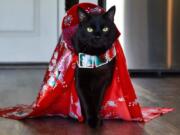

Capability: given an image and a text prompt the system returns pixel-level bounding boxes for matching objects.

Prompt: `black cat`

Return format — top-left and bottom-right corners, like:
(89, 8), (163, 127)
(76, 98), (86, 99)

(72, 6), (117, 128)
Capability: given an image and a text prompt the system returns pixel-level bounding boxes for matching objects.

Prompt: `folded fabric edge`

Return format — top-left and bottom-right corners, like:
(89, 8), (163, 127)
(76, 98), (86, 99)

(141, 107), (174, 122)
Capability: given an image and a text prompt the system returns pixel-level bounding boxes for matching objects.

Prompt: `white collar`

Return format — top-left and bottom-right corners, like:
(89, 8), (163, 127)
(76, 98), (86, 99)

(77, 46), (116, 68)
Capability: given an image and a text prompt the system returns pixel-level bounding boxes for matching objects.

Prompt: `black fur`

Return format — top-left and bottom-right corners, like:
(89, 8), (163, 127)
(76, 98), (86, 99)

(72, 6), (117, 128)
(65, 0), (79, 11)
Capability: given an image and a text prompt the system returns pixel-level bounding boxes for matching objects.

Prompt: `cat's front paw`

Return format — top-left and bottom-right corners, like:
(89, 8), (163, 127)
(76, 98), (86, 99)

(87, 117), (103, 128)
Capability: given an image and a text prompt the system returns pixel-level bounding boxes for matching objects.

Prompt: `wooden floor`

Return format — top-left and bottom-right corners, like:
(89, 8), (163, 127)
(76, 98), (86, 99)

(0, 69), (179, 135)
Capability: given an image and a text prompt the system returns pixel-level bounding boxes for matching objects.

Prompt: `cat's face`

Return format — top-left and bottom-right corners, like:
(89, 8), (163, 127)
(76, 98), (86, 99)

(75, 6), (117, 55)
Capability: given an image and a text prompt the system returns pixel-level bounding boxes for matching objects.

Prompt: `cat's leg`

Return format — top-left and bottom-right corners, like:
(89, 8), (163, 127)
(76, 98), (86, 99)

(75, 68), (94, 124)
(75, 85), (91, 122)
(75, 77), (108, 128)
(87, 81), (110, 128)
(76, 82), (96, 127)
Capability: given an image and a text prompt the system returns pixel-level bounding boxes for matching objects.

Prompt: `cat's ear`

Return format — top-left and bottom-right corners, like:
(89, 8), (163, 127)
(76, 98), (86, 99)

(104, 6), (116, 22)
(77, 7), (89, 22)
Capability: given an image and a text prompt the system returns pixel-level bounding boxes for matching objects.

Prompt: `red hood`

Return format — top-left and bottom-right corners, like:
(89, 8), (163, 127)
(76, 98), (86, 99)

(61, 3), (120, 51)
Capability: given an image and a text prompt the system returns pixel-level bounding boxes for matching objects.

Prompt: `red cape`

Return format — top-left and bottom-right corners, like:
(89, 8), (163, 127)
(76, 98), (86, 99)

(0, 3), (173, 122)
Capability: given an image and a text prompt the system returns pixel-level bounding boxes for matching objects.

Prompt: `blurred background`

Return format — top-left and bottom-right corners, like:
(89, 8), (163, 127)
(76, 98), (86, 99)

(0, 0), (180, 75)
(0, 1), (179, 135)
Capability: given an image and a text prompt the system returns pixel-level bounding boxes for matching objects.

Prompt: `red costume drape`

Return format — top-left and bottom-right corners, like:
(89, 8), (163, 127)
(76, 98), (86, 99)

(0, 3), (173, 122)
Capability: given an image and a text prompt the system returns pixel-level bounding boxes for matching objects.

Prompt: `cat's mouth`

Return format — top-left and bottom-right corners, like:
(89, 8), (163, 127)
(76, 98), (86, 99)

(91, 38), (104, 44)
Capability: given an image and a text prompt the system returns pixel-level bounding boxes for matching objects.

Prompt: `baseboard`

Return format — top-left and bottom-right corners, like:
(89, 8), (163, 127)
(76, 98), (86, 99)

(0, 63), (48, 69)
(129, 69), (180, 77)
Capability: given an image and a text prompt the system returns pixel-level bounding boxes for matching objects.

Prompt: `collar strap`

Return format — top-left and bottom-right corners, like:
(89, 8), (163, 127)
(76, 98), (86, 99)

(77, 46), (116, 68)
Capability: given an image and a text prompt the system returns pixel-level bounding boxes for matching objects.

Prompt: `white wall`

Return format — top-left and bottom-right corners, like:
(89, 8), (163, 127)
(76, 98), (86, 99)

(58, 0), (65, 36)
(79, 0), (97, 4)
(0, 0), (58, 63)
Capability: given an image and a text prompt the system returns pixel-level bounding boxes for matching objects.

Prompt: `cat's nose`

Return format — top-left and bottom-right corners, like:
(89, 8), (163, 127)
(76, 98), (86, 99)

(94, 32), (101, 39)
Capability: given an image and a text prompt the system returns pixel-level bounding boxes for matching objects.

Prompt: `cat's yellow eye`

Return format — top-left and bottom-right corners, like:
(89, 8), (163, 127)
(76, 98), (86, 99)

(87, 27), (93, 32)
(102, 27), (109, 32)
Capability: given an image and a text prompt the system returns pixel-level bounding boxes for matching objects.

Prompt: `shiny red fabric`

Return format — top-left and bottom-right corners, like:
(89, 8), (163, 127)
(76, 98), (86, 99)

(0, 3), (173, 122)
